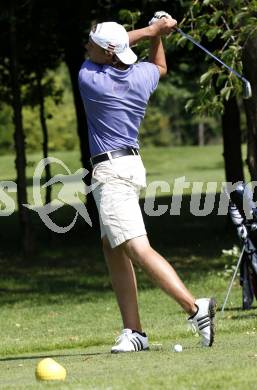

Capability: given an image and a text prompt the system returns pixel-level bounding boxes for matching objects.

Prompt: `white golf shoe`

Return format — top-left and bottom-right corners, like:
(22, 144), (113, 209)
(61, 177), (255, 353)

(111, 328), (149, 353)
(188, 297), (216, 347)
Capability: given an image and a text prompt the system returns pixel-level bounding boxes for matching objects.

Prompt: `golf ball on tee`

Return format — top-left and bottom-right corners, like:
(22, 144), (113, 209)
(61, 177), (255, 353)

(174, 344), (183, 352)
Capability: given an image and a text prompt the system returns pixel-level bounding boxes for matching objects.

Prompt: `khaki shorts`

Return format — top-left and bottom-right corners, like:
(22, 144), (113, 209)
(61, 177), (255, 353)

(91, 155), (147, 248)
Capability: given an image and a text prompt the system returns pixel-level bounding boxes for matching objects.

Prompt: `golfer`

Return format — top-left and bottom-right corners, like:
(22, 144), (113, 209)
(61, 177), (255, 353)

(79, 14), (216, 352)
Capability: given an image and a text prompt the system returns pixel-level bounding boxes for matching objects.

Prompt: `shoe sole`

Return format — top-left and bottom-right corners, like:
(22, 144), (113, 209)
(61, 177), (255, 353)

(111, 347), (149, 354)
(208, 297), (217, 347)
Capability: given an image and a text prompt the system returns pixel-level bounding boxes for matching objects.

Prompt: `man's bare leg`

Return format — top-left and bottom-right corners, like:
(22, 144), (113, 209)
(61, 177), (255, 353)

(102, 236), (142, 331)
(121, 235), (197, 316)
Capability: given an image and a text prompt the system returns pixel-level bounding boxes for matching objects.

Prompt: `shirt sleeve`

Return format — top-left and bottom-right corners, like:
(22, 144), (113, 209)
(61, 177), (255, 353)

(140, 62), (160, 94)
(78, 60), (102, 88)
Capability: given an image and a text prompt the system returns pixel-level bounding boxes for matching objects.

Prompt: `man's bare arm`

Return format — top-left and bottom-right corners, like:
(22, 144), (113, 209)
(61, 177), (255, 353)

(127, 18), (177, 77)
(148, 36), (166, 77)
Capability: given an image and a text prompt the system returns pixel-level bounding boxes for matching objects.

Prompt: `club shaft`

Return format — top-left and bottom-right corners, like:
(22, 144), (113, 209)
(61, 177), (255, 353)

(221, 245), (245, 314)
(176, 28), (248, 84)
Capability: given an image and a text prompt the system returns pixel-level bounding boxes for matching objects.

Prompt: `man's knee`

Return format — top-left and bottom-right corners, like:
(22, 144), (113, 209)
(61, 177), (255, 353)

(122, 236), (152, 263)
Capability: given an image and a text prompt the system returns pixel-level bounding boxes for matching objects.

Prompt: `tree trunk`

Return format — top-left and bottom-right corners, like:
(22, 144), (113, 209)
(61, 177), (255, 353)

(198, 122), (205, 146)
(222, 96), (244, 183)
(9, 1), (33, 256)
(35, 66), (52, 205)
(65, 57), (90, 170)
(65, 52), (99, 228)
(242, 33), (257, 185)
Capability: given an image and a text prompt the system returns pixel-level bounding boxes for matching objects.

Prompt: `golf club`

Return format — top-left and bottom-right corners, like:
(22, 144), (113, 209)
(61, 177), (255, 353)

(221, 244), (246, 314)
(176, 27), (252, 99)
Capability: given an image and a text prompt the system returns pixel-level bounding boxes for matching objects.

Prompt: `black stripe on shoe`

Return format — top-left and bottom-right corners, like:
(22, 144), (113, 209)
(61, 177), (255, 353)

(199, 322), (211, 331)
(198, 318), (210, 327)
(197, 314), (209, 322)
(136, 337), (143, 350)
(130, 339), (138, 351)
(133, 338), (141, 351)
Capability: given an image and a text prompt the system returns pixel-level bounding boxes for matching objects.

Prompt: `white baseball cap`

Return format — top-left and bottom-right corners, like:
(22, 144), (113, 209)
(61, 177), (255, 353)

(89, 22), (137, 65)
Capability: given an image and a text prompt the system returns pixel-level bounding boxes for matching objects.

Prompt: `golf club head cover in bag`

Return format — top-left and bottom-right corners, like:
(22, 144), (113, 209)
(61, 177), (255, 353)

(149, 11), (172, 25)
(228, 202), (246, 240)
(226, 185), (246, 241)
(230, 183), (257, 221)
(227, 183), (257, 240)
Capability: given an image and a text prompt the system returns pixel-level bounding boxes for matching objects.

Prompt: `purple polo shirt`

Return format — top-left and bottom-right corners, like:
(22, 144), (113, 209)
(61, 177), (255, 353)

(78, 60), (160, 156)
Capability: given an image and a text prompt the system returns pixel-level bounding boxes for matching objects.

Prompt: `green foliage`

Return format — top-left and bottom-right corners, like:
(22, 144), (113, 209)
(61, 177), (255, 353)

(118, 9), (141, 30)
(140, 73), (220, 146)
(0, 103), (14, 152)
(140, 106), (172, 146)
(172, 0), (257, 115)
(4, 1), (254, 152)
(22, 72), (64, 108)
(0, 63), (78, 154)
(25, 64), (78, 152)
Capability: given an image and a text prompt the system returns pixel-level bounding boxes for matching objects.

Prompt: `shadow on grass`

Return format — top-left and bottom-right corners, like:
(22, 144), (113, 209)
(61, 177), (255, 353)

(190, 161), (224, 171)
(0, 193), (236, 305)
(217, 307), (249, 312)
(229, 309), (257, 320)
(0, 351), (109, 362)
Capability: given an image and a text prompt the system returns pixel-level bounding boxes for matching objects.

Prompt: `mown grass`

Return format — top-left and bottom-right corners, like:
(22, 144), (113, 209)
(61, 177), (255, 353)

(0, 145), (255, 390)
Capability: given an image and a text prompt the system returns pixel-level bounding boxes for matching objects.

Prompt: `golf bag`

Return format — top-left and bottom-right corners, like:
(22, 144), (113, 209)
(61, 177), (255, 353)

(228, 183), (257, 309)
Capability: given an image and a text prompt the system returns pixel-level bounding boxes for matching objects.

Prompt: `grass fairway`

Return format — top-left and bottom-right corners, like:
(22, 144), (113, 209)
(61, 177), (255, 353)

(0, 145), (256, 389)
(1, 332), (257, 390)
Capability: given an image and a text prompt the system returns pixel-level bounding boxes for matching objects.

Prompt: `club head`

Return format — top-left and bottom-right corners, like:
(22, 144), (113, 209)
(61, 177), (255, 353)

(243, 80), (252, 99)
